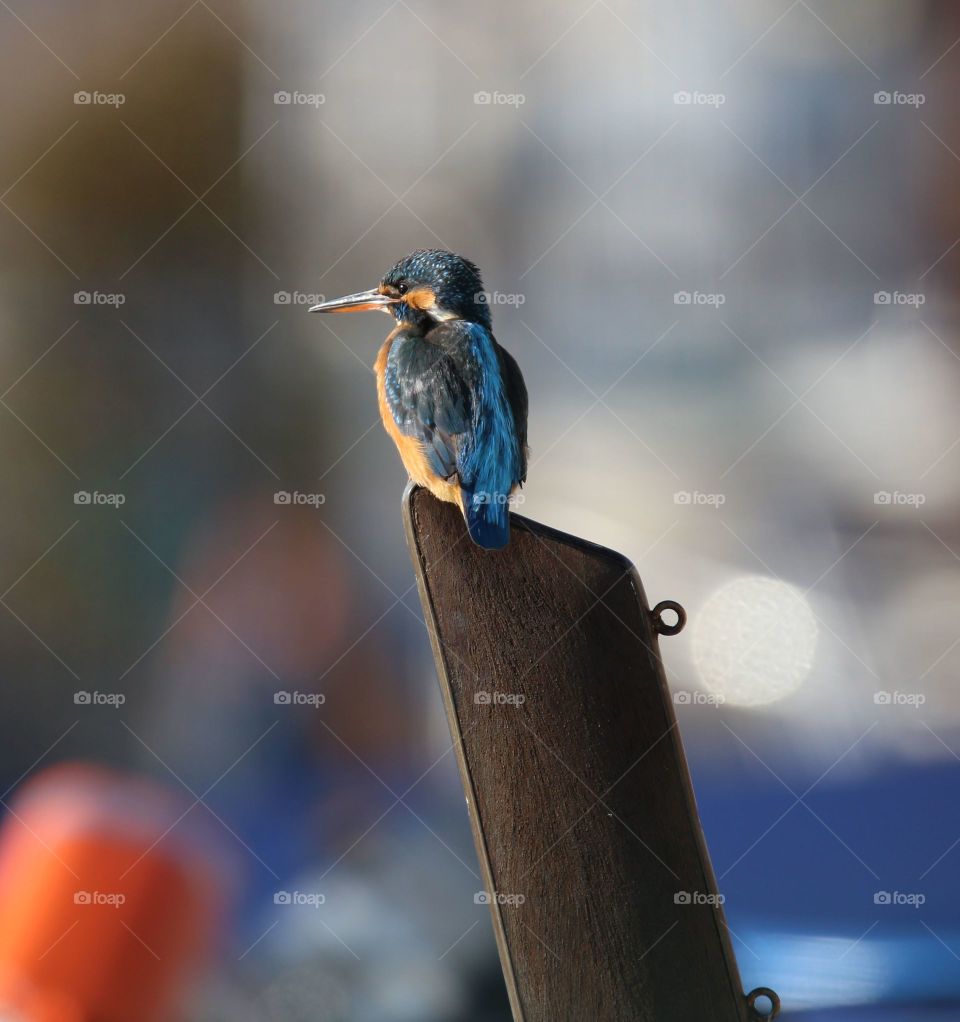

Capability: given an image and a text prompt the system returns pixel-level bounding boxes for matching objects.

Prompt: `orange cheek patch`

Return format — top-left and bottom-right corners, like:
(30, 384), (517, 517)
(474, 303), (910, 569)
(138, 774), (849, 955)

(405, 287), (437, 311)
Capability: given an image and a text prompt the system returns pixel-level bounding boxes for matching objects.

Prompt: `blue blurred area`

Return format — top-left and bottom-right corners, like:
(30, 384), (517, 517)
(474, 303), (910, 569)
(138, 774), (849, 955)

(695, 755), (960, 1013)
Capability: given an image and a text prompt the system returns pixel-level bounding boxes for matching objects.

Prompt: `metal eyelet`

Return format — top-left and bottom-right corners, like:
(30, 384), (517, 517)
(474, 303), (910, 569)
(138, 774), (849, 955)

(651, 600), (686, 636)
(746, 987), (780, 1020)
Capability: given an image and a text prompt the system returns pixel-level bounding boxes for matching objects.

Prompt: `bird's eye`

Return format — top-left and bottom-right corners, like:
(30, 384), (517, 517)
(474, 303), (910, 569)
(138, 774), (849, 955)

(397, 282), (408, 295)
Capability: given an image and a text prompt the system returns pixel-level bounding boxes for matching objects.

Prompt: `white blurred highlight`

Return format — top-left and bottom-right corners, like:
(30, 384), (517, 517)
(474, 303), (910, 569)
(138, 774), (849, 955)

(693, 575), (818, 707)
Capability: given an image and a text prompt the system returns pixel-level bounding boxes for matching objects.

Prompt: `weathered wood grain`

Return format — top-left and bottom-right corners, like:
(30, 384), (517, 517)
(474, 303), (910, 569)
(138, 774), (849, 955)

(403, 484), (754, 1022)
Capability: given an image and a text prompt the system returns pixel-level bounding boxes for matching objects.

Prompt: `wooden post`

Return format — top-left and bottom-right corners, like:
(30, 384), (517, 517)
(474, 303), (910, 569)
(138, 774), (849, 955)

(403, 485), (773, 1022)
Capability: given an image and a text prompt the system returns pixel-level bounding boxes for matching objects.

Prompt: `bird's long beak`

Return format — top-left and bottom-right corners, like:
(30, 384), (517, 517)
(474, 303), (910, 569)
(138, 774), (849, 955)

(308, 288), (398, 314)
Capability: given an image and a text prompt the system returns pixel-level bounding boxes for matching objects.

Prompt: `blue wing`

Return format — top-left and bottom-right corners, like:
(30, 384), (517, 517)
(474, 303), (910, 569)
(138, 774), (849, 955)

(384, 321), (526, 549)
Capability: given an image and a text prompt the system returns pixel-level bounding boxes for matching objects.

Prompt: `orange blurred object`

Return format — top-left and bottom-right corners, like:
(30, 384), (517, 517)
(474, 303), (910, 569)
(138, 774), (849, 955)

(0, 763), (226, 1022)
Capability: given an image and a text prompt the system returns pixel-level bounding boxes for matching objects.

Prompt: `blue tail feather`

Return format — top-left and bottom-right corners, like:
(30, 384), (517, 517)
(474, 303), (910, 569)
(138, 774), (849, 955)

(463, 489), (510, 550)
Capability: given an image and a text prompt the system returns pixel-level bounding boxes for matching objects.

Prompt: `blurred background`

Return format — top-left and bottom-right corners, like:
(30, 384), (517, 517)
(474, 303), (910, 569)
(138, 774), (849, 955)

(0, 0), (958, 1018)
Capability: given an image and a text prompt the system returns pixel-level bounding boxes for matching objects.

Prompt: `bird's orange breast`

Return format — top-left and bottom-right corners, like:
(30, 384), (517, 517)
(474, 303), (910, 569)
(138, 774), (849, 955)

(374, 333), (462, 509)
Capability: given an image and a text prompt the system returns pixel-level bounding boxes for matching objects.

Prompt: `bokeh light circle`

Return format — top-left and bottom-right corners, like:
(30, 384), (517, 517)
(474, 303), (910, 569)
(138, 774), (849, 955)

(692, 575), (818, 707)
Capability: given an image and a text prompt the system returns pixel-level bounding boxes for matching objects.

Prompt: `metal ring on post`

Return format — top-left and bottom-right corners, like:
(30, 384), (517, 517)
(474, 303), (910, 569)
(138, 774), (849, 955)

(745, 987), (781, 1020)
(651, 600), (686, 636)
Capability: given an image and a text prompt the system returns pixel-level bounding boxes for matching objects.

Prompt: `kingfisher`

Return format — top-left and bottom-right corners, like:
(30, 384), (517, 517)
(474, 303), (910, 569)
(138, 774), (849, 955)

(310, 250), (528, 550)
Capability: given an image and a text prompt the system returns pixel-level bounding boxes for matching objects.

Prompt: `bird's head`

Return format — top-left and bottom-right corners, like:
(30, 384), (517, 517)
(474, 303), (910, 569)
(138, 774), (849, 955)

(309, 249), (491, 331)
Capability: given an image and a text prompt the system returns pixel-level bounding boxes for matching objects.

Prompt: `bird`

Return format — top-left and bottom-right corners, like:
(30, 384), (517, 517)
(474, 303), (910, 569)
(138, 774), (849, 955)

(310, 249), (528, 550)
